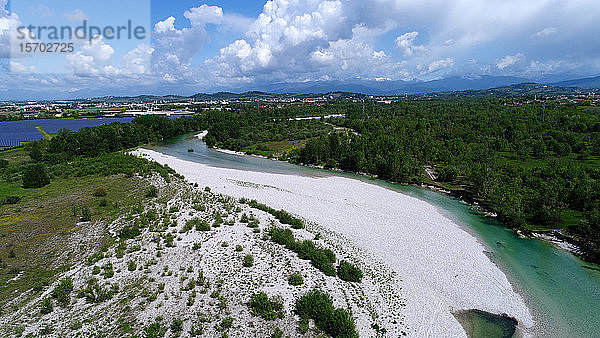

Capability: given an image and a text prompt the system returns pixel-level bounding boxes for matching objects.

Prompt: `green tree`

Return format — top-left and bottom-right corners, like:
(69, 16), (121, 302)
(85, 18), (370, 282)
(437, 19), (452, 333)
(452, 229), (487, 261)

(22, 163), (50, 188)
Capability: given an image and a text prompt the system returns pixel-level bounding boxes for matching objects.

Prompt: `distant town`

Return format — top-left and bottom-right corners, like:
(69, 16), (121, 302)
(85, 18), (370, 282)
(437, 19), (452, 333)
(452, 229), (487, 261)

(0, 83), (598, 121)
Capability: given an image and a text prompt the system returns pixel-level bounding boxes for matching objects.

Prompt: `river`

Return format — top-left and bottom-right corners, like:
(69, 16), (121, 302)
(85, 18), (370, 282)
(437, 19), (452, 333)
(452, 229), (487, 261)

(148, 134), (600, 337)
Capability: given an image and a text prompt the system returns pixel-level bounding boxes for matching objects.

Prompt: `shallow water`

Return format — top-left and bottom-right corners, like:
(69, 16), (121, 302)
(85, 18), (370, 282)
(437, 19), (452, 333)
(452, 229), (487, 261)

(150, 134), (600, 337)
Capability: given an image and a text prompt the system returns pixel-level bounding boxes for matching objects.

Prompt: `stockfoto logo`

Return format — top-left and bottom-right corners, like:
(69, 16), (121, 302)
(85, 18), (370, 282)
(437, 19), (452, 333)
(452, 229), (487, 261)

(16, 20), (147, 41)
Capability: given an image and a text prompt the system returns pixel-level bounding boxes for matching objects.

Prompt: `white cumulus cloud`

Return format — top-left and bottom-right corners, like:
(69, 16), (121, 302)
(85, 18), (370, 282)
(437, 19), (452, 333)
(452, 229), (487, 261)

(531, 27), (557, 39)
(427, 58), (454, 73)
(496, 53), (526, 70)
(395, 31), (428, 57)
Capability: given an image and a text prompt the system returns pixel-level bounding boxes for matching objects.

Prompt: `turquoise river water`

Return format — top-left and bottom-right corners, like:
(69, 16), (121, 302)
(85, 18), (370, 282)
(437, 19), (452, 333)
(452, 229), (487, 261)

(149, 135), (600, 337)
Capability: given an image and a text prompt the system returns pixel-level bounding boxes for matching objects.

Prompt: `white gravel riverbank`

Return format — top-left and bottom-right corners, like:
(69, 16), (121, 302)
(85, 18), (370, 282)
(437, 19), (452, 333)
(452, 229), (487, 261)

(134, 148), (534, 337)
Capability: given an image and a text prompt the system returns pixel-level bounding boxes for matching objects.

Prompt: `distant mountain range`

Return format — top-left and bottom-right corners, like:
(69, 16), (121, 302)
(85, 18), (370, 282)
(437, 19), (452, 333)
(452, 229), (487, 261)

(551, 76), (600, 89)
(81, 75), (599, 103)
(248, 75), (533, 95)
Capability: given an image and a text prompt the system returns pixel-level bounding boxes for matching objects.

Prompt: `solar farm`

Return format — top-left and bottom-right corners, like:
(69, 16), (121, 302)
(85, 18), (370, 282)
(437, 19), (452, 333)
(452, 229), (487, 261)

(0, 118), (133, 147)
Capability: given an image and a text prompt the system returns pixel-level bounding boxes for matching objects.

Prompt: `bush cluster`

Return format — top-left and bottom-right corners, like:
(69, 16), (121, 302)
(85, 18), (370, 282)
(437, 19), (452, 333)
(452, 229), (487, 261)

(22, 163), (50, 188)
(243, 254), (254, 267)
(295, 289), (358, 338)
(288, 272), (304, 286)
(246, 199), (304, 229)
(269, 228), (336, 276)
(186, 218), (211, 232)
(51, 278), (73, 306)
(337, 260), (363, 283)
(248, 292), (285, 320)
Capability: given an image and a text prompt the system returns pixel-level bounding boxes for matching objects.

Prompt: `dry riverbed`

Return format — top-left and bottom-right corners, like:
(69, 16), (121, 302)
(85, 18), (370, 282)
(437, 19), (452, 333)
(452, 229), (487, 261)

(1, 172), (404, 337)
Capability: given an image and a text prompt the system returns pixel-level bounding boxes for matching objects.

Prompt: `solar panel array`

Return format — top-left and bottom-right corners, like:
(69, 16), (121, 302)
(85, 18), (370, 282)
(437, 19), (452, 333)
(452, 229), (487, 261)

(0, 118), (133, 147)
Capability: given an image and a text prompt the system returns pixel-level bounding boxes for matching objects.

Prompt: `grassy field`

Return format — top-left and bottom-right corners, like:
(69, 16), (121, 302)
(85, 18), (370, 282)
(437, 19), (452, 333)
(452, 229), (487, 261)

(0, 148), (152, 309)
(35, 126), (52, 140)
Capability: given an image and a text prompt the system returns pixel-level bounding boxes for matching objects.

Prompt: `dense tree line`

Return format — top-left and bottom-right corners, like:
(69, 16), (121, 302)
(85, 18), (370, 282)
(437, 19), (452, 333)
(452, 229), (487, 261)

(203, 110), (332, 151)
(47, 115), (207, 158)
(281, 99), (600, 257)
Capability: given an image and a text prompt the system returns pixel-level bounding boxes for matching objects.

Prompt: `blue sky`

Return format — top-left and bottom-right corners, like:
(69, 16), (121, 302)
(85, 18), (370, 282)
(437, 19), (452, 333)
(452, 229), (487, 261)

(1, 0), (599, 99)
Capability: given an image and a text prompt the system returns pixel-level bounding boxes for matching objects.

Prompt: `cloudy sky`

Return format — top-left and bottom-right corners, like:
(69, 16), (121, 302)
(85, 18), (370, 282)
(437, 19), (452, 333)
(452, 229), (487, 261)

(1, 0), (599, 99)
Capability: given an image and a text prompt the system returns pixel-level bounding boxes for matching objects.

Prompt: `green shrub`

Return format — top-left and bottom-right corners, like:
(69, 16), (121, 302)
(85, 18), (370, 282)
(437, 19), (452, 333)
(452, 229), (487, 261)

(337, 261), (363, 283)
(92, 266), (101, 275)
(165, 233), (175, 247)
(146, 186), (159, 198)
(51, 278), (73, 306)
(310, 250), (336, 277)
(192, 242), (202, 250)
(1, 195), (20, 205)
(22, 163), (50, 188)
(248, 292), (285, 320)
(80, 207), (91, 222)
(128, 260), (137, 271)
(219, 317), (234, 330)
(87, 251), (104, 265)
(298, 317), (309, 334)
(235, 245), (243, 252)
(93, 187), (108, 197)
(243, 254), (254, 267)
(288, 272), (304, 286)
(169, 206), (179, 213)
(119, 223), (141, 239)
(186, 218), (210, 231)
(80, 279), (116, 303)
(272, 328), (283, 338)
(40, 298), (53, 314)
(70, 319), (83, 330)
(246, 200), (304, 229)
(268, 228), (337, 276)
(269, 228), (295, 248)
(144, 319), (167, 338)
(181, 220), (194, 233)
(102, 263), (114, 278)
(170, 319), (183, 333)
(295, 289), (357, 338)
(193, 204), (206, 211)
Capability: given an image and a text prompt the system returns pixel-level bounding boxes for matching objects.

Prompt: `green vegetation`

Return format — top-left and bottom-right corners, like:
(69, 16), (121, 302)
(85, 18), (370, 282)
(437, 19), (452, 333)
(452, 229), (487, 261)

(269, 227), (338, 276)
(40, 297), (53, 314)
(243, 254), (254, 267)
(337, 261), (363, 283)
(145, 186), (159, 198)
(170, 319), (183, 333)
(295, 289), (358, 338)
(243, 199), (304, 229)
(248, 292), (285, 320)
(78, 278), (117, 303)
(204, 110), (331, 156)
(204, 100), (600, 261)
(187, 218), (211, 231)
(144, 319), (167, 338)
(21, 163), (50, 188)
(288, 272), (304, 286)
(219, 317), (234, 331)
(51, 277), (73, 306)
